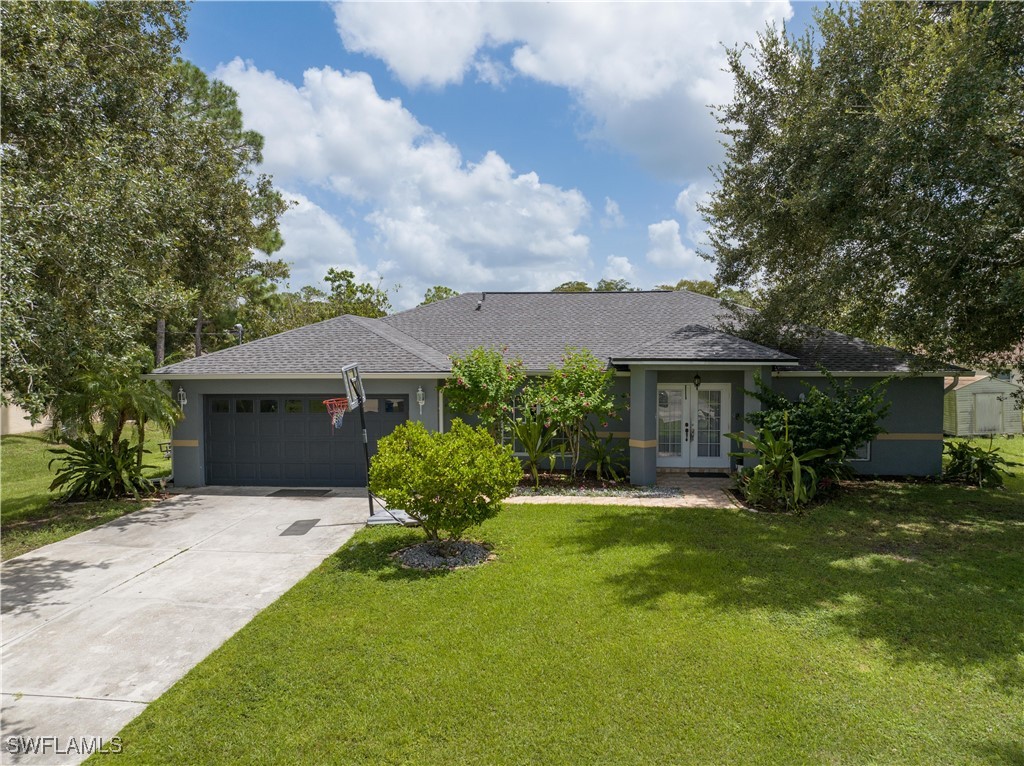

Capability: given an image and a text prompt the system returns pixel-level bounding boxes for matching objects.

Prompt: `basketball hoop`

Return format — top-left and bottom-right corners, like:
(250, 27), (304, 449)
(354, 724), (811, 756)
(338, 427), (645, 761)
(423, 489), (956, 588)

(324, 398), (348, 429)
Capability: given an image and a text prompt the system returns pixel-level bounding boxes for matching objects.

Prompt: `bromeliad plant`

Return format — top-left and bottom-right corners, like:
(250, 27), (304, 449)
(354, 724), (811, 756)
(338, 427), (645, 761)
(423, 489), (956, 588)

(581, 422), (628, 482)
(728, 413), (843, 512)
(510, 408), (560, 490)
(944, 438), (1020, 488)
(49, 435), (156, 501)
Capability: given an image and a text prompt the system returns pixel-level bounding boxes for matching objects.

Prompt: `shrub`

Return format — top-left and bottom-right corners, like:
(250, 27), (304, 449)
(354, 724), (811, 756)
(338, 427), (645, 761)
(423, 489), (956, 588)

(48, 435), (157, 501)
(944, 439), (1019, 488)
(369, 419), (523, 541)
(728, 415), (842, 512)
(442, 347), (526, 440)
(745, 369), (890, 460)
(581, 422), (627, 482)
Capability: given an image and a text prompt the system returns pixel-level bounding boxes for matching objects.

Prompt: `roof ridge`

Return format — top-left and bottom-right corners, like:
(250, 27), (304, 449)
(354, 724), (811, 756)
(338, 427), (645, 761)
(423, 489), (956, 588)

(347, 316), (450, 370)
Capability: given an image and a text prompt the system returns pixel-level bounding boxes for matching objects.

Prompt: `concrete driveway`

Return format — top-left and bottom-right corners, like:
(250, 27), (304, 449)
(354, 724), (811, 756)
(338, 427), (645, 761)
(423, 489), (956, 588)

(1, 488), (368, 765)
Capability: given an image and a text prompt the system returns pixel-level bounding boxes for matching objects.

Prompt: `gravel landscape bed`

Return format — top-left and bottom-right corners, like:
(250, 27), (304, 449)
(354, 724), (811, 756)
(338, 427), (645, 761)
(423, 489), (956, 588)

(393, 541), (494, 570)
(512, 485), (683, 499)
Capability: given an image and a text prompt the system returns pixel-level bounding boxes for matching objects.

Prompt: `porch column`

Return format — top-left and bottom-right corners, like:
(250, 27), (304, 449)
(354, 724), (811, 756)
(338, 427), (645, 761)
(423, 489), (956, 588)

(629, 367), (657, 486)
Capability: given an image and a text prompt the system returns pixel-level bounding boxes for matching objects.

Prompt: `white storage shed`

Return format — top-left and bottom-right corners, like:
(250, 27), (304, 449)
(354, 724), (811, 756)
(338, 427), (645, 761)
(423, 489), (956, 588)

(943, 375), (1023, 436)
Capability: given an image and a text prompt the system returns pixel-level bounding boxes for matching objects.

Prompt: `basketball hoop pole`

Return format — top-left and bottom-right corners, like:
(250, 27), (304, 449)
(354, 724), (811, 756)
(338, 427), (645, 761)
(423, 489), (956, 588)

(341, 363), (375, 518)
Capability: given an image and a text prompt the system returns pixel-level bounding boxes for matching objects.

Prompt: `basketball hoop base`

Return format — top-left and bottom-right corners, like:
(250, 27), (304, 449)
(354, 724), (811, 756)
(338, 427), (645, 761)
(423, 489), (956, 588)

(366, 507), (420, 527)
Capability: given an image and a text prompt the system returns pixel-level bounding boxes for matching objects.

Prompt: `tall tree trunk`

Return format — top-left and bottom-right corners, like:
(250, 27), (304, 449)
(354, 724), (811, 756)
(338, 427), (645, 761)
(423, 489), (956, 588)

(155, 317), (166, 367)
(193, 308), (203, 357)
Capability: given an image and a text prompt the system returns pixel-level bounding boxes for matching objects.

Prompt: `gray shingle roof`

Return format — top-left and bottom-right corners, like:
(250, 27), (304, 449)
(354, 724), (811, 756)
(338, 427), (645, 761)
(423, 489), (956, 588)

(150, 290), (957, 377)
(383, 291), (739, 370)
(151, 315), (449, 376)
(613, 324), (797, 363)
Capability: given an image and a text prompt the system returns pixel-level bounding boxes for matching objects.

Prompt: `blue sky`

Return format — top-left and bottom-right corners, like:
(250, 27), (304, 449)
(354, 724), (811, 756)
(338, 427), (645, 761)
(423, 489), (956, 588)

(181, 1), (820, 309)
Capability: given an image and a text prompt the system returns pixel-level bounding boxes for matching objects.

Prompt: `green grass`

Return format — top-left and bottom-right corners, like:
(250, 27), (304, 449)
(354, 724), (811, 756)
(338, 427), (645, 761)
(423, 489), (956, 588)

(105, 477), (1023, 764)
(1, 428), (171, 560)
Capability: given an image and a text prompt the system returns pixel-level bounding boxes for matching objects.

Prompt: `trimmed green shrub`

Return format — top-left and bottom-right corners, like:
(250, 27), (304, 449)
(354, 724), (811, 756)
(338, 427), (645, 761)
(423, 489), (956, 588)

(744, 369), (890, 460)
(48, 435), (156, 501)
(944, 439), (1020, 488)
(369, 419), (523, 541)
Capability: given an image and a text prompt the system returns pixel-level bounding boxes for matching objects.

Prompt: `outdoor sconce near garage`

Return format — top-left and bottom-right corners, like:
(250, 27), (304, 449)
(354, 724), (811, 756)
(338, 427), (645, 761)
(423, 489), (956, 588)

(416, 386), (426, 414)
(176, 386), (188, 409)
(692, 373), (702, 391)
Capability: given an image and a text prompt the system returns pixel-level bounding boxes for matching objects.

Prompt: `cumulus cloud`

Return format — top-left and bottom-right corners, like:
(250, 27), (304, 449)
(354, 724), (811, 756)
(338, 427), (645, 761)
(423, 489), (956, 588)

(215, 59), (591, 306)
(274, 192), (364, 289)
(645, 219), (711, 279)
(602, 255), (636, 282)
(674, 180), (714, 246)
(601, 197), (625, 229)
(332, 2), (792, 179)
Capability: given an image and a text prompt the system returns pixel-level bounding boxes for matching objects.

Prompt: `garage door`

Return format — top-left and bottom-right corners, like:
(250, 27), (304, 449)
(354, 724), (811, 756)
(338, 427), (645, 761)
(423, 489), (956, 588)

(204, 394), (409, 486)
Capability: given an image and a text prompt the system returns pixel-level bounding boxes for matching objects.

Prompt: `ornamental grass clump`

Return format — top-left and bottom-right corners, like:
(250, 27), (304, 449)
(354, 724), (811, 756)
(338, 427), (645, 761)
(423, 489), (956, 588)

(369, 419), (522, 542)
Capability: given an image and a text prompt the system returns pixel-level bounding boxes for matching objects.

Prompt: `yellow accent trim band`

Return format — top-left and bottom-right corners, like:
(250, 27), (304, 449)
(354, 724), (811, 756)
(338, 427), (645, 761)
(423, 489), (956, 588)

(170, 439), (199, 448)
(875, 433), (944, 441)
(629, 439), (657, 449)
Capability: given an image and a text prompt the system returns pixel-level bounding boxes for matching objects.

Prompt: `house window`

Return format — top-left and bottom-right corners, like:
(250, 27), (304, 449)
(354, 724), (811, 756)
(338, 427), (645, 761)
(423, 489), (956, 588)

(500, 397), (567, 456)
(259, 399), (278, 414)
(850, 442), (871, 462)
(211, 399), (229, 413)
(284, 399), (304, 413)
(235, 399), (254, 414)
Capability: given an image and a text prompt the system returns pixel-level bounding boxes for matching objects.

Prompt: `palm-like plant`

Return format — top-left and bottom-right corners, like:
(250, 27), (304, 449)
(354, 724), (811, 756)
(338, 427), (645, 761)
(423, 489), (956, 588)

(510, 408), (559, 490)
(581, 422), (628, 482)
(727, 412), (841, 511)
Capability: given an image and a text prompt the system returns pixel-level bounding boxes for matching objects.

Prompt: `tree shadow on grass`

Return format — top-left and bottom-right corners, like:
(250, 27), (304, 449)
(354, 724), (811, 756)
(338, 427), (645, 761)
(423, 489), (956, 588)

(562, 483), (1024, 687)
(328, 528), (453, 582)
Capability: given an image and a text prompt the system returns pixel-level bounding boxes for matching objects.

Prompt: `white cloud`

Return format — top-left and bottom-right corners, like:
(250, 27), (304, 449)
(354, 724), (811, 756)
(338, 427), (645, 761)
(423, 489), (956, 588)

(674, 180), (714, 245)
(602, 255), (635, 282)
(645, 219), (711, 279)
(601, 197), (625, 229)
(274, 192), (366, 289)
(332, 2), (792, 179)
(216, 59), (591, 307)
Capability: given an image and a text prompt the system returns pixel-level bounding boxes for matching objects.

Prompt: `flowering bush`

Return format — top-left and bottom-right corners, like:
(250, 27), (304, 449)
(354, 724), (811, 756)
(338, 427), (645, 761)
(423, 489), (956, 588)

(526, 347), (620, 475)
(441, 346), (525, 439)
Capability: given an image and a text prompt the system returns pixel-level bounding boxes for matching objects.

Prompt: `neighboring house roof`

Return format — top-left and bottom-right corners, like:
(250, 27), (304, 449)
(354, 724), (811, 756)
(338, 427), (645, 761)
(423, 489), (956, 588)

(151, 290), (958, 377)
(944, 375), (1022, 392)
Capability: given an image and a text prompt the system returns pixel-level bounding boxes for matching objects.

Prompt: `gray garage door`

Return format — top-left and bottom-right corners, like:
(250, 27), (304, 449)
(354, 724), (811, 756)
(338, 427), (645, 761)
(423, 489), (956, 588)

(204, 394), (408, 486)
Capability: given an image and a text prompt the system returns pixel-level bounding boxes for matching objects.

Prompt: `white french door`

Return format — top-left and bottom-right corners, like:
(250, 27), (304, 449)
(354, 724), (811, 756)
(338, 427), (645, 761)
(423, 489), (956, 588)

(656, 383), (731, 469)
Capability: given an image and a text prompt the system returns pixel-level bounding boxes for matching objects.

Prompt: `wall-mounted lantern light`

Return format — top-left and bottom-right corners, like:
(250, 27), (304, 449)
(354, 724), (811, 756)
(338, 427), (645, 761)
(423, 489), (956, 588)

(416, 386), (426, 414)
(176, 386), (188, 409)
(692, 373), (702, 391)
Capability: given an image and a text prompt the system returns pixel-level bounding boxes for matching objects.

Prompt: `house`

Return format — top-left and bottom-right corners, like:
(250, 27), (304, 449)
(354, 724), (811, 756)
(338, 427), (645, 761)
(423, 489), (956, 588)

(943, 375), (1023, 436)
(149, 290), (960, 487)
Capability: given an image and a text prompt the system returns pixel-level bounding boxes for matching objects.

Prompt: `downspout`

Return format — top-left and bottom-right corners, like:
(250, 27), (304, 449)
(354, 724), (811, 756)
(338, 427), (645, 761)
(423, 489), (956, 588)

(943, 375), (960, 394)
(437, 386), (445, 434)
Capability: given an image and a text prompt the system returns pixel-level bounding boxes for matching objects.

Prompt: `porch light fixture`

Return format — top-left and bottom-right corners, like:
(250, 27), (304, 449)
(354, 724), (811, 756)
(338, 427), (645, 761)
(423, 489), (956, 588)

(416, 386), (426, 414)
(176, 386), (188, 409)
(692, 374), (702, 391)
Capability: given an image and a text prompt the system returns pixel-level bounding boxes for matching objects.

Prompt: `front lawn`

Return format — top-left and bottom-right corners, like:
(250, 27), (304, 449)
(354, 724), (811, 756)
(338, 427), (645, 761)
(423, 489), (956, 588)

(106, 480), (1022, 764)
(1, 429), (171, 560)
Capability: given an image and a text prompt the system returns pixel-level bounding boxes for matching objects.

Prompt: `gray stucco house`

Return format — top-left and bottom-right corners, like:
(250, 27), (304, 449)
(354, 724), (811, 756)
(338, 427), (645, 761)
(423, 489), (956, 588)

(149, 290), (957, 487)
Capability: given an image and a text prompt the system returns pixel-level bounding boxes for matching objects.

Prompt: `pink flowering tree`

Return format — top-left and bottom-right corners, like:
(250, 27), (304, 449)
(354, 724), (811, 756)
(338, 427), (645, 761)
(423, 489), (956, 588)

(442, 346), (526, 440)
(526, 347), (619, 476)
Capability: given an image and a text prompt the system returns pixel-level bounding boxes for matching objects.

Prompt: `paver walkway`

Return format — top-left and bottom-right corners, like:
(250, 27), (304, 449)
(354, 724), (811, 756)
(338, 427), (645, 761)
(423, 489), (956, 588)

(1, 488), (367, 766)
(507, 476), (734, 509)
